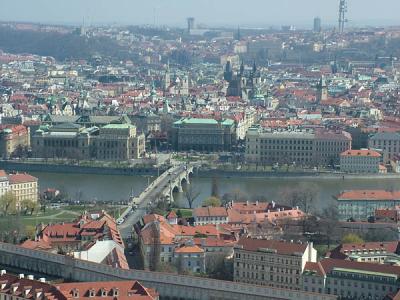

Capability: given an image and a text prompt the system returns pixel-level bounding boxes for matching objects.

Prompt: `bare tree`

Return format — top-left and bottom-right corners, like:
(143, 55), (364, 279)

(279, 183), (318, 214)
(184, 184), (200, 209)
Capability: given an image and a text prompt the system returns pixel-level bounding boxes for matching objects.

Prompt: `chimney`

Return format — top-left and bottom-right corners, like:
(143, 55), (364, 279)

(246, 200), (249, 206)
(256, 200), (259, 205)
(27, 275), (34, 280)
(19, 274), (24, 279)
(35, 291), (43, 300)
(0, 270), (6, 275)
(39, 278), (46, 283)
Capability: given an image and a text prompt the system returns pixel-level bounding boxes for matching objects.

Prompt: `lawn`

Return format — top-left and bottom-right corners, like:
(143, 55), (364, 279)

(172, 208), (193, 218)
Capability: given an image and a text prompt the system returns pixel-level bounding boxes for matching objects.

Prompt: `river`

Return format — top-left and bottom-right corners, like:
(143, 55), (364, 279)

(31, 172), (400, 211)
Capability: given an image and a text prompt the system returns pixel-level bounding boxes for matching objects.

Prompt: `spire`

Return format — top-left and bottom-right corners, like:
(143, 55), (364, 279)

(252, 60), (257, 74)
(236, 26), (241, 41)
(240, 61), (245, 76)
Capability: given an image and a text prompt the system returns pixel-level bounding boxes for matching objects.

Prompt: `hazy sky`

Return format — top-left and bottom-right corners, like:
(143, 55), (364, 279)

(1, 0), (400, 28)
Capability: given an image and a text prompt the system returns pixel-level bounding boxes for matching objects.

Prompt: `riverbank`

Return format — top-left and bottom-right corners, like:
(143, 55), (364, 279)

(0, 160), (166, 176)
(2, 160), (400, 180)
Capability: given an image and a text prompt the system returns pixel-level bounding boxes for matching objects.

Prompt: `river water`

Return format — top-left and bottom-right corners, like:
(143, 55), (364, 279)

(32, 172), (400, 211)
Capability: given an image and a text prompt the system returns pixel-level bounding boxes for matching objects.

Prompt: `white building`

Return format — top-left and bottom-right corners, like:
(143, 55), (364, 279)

(336, 190), (400, 221)
(340, 149), (381, 173)
(193, 207), (228, 226)
(0, 170), (9, 198)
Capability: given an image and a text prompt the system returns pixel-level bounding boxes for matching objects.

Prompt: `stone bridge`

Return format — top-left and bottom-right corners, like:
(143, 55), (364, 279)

(0, 243), (335, 300)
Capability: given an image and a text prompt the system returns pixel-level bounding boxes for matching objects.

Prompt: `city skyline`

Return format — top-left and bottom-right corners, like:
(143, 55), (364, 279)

(1, 0), (400, 28)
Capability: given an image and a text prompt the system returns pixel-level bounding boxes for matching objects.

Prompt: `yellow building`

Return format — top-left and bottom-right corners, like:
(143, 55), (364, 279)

(8, 173), (38, 207)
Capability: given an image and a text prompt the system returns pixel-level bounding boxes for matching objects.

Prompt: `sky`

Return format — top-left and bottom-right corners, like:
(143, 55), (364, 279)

(1, 0), (400, 28)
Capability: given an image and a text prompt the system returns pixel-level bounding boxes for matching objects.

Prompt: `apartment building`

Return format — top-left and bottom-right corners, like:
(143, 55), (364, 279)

(328, 241), (400, 264)
(0, 170), (9, 198)
(0, 124), (30, 159)
(171, 118), (236, 152)
(340, 149), (381, 173)
(302, 258), (400, 299)
(233, 237), (317, 290)
(336, 190), (400, 221)
(368, 132), (400, 163)
(8, 173), (38, 206)
(0, 272), (159, 300)
(245, 127), (351, 167)
(193, 207), (229, 225)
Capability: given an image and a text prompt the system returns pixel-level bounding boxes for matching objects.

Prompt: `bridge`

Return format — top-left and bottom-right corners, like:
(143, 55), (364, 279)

(118, 163), (194, 238)
(0, 242), (335, 300)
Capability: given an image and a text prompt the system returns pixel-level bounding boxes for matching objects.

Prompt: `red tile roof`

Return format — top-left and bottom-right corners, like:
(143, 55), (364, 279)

(336, 190), (400, 201)
(341, 149), (381, 157)
(193, 207), (228, 217)
(8, 173), (37, 184)
(237, 237), (308, 255)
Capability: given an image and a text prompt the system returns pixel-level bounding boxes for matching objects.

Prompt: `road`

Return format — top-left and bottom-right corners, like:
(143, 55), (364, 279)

(118, 164), (188, 238)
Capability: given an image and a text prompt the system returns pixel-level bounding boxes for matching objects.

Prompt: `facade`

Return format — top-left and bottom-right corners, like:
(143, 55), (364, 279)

(0, 125), (30, 159)
(233, 237), (317, 290)
(173, 243), (206, 273)
(328, 241), (400, 265)
(368, 132), (400, 163)
(193, 207), (229, 225)
(93, 124), (145, 160)
(0, 272), (159, 300)
(245, 127), (351, 167)
(32, 123), (94, 160)
(336, 190), (400, 221)
(302, 258), (400, 299)
(0, 170), (9, 198)
(340, 149), (381, 173)
(139, 214), (236, 272)
(8, 173), (38, 207)
(20, 211), (128, 269)
(171, 118), (236, 152)
(32, 123), (145, 161)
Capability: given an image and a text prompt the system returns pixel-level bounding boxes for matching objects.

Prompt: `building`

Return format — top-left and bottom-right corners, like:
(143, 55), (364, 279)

(368, 132), (400, 163)
(32, 123), (145, 161)
(193, 207), (229, 225)
(336, 190), (400, 221)
(0, 272), (159, 300)
(0, 124), (30, 159)
(171, 118), (236, 152)
(20, 211), (128, 269)
(93, 124), (145, 160)
(340, 149), (381, 173)
(173, 243), (206, 273)
(302, 258), (400, 299)
(233, 237), (317, 290)
(32, 123), (94, 160)
(316, 77), (328, 102)
(8, 173), (38, 207)
(138, 214), (236, 272)
(313, 17), (322, 32)
(328, 241), (400, 264)
(245, 127), (351, 167)
(0, 170), (9, 198)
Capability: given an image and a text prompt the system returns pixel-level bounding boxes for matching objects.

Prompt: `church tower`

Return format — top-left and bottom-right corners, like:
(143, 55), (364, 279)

(164, 62), (171, 92)
(316, 76), (328, 102)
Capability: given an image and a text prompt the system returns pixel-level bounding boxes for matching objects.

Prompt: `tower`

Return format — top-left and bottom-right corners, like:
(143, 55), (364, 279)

(313, 17), (321, 33)
(164, 62), (170, 92)
(187, 17), (195, 33)
(338, 0), (347, 34)
(224, 61), (233, 82)
(316, 76), (328, 102)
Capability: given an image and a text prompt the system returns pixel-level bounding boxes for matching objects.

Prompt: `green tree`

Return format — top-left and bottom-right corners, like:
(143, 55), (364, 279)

(0, 192), (17, 215)
(202, 197), (221, 207)
(342, 233), (364, 244)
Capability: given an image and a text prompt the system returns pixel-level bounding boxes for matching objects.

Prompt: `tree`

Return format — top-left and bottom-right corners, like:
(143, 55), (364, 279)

(342, 233), (364, 244)
(202, 197), (221, 207)
(211, 177), (220, 199)
(184, 185), (200, 209)
(318, 205), (341, 249)
(279, 183), (318, 214)
(20, 199), (38, 216)
(0, 192), (17, 215)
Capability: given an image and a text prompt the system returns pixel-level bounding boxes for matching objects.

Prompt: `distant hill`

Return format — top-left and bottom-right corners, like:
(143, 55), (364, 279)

(0, 27), (130, 61)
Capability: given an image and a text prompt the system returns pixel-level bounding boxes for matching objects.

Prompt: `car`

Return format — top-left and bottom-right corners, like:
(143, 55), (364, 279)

(116, 218), (125, 225)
